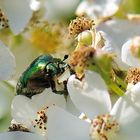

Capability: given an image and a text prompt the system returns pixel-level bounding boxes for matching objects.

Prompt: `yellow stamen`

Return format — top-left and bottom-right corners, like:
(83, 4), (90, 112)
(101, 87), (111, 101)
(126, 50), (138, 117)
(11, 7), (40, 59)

(68, 16), (95, 38)
(126, 68), (140, 85)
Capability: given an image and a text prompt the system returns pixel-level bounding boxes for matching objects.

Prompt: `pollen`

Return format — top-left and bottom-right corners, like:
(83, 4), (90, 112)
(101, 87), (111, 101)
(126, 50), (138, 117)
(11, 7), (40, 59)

(126, 68), (140, 85)
(0, 9), (9, 29)
(90, 114), (119, 140)
(32, 107), (48, 135)
(8, 123), (29, 132)
(69, 46), (95, 79)
(68, 16), (95, 38)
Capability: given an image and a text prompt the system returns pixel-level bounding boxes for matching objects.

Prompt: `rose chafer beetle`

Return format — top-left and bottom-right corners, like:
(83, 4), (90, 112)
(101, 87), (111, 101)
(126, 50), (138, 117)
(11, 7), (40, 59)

(16, 54), (70, 98)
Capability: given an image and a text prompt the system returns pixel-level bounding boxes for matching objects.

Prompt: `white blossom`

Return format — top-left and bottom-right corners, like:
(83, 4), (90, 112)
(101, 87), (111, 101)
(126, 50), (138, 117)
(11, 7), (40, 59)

(0, 41), (15, 80)
(76, 0), (121, 20)
(121, 37), (140, 67)
(98, 19), (140, 69)
(0, 0), (34, 34)
(0, 40), (15, 119)
(0, 132), (45, 140)
(11, 88), (66, 137)
(43, 0), (81, 22)
(47, 71), (140, 140)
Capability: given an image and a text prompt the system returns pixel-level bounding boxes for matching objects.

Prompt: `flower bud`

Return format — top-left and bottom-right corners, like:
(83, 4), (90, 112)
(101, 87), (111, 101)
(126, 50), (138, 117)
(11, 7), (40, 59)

(77, 30), (92, 46)
(130, 36), (140, 58)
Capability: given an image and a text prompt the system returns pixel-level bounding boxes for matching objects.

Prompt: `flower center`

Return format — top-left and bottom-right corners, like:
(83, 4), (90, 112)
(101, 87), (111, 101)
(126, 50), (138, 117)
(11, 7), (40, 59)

(9, 123), (29, 132)
(68, 16), (95, 38)
(89, 114), (119, 140)
(0, 9), (9, 29)
(126, 68), (140, 85)
(69, 46), (95, 79)
(32, 107), (48, 136)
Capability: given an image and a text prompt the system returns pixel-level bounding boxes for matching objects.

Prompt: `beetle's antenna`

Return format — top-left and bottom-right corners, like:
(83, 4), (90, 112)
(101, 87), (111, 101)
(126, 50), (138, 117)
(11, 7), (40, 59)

(63, 54), (69, 61)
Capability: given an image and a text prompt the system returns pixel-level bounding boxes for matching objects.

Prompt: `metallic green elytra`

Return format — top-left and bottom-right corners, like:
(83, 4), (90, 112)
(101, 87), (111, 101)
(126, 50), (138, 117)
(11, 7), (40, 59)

(16, 54), (70, 98)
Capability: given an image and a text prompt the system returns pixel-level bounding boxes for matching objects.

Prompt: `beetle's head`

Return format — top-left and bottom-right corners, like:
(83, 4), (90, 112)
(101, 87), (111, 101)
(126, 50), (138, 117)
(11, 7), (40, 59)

(45, 55), (69, 77)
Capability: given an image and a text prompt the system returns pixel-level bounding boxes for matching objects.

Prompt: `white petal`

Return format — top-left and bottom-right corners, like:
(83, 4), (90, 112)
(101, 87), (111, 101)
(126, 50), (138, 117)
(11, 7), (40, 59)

(30, 0), (41, 11)
(11, 95), (38, 127)
(76, 1), (89, 15)
(31, 88), (66, 110)
(0, 41), (16, 80)
(98, 19), (140, 48)
(111, 83), (140, 140)
(103, 1), (120, 17)
(67, 70), (111, 119)
(76, 0), (120, 19)
(0, 0), (33, 34)
(0, 92), (8, 118)
(114, 56), (129, 70)
(91, 0), (121, 5)
(0, 82), (14, 119)
(65, 95), (81, 116)
(129, 82), (140, 107)
(76, 1), (95, 18)
(95, 30), (129, 70)
(113, 0), (122, 4)
(95, 31), (113, 52)
(84, 3), (102, 19)
(121, 39), (140, 67)
(44, 0), (80, 22)
(0, 132), (46, 140)
(98, 19), (140, 69)
(47, 106), (90, 140)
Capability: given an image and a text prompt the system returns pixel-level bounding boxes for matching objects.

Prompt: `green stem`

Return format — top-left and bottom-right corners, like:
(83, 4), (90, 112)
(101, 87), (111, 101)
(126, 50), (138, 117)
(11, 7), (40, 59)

(88, 59), (125, 96)
(108, 82), (124, 96)
(115, 75), (127, 90)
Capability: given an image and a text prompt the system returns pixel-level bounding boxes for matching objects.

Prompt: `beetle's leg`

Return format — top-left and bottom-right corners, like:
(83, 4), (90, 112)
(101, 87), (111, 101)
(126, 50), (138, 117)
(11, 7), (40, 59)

(50, 80), (68, 96)
(50, 80), (59, 94)
(63, 80), (69, 100)
(63, 80), (68, 95)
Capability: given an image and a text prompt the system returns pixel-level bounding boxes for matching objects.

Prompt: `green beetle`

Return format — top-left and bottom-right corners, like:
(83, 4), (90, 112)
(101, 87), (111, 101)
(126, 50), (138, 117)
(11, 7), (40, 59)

(16, 54), (70, 98)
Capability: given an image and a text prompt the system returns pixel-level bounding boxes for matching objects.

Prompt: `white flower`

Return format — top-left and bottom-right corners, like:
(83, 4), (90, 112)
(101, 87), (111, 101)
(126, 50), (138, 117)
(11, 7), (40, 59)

(0, 82), (15, 120)
(121, 36), (140, 67)
(93, 30), (114, 52)
(76, 25), (115, 53)
(98, 19), (140, 69)
(11, 88), (66, 137)
(43, 0), (81, 22)
(0, 0), (34, 34)
(30, 0), (41, 11)
(67, 71), (111, 118)
(98, 19), (140, 52)
(0, 132), (45, 140)
(0, 40), (15, 119)
(0, 41), (16, 80)
(47, 71), (140, 140)
(11, 86), (81, 135)
(76, 0), (121, 20)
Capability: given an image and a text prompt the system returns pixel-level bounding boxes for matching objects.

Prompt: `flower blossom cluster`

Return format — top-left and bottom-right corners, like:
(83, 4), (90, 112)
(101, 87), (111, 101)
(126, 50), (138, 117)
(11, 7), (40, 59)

(1, 0), (140, 140)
